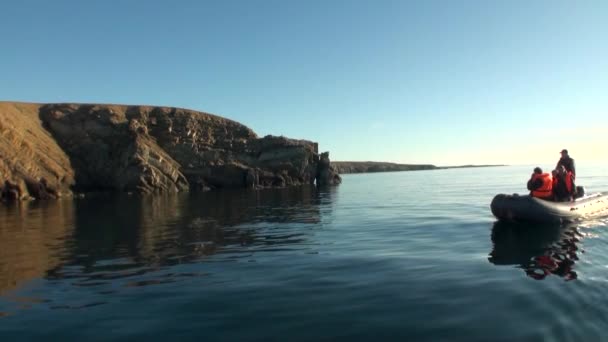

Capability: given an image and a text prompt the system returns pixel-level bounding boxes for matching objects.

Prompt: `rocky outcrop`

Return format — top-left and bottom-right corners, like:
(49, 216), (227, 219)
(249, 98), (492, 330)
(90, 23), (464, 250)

(316, 152), (342, 186)
(0, 102), (341, 199)
(0, 102), (75, 200)
(38, 104), (190, 194)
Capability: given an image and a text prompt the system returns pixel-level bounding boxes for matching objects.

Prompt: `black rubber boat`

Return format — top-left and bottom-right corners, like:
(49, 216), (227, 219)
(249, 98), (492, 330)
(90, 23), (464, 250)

(491, 188), (608, 223)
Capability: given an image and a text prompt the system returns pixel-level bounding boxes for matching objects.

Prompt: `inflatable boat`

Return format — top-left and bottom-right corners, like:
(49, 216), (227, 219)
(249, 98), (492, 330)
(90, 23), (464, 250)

(491, 188), (608, 223)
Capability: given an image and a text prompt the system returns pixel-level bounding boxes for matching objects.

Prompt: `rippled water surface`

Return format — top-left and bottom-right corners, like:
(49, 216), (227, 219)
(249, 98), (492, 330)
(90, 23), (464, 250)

(1, 164), (608, 341)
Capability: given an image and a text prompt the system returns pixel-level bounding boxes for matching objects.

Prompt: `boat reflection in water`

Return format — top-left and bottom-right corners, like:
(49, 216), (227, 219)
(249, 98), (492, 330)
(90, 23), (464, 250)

(488, 221), (584, 281)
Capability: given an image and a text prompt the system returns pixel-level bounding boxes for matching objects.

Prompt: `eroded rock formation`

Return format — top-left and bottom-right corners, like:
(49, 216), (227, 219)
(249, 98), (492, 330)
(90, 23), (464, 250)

(316, 152), (342, 186)
(0, 102), (341, 199)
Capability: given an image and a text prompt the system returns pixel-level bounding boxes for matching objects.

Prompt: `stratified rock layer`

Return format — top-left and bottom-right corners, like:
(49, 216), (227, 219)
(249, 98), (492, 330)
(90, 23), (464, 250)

(0, 102), (341, 199)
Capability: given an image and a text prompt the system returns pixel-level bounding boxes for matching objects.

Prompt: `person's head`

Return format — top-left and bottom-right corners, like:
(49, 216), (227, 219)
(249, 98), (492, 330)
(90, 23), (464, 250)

(534, 167), (542, 174)
(560, 149), (569, 157)
(552, 169), (558, 177)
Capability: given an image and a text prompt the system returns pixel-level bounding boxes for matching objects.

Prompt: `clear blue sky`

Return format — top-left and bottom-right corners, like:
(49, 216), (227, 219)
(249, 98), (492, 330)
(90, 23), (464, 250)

(1, 0), (607, 165)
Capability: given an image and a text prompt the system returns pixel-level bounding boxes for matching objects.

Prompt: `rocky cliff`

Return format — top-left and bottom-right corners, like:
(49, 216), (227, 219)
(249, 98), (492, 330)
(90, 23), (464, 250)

(0, 102), (341, 200)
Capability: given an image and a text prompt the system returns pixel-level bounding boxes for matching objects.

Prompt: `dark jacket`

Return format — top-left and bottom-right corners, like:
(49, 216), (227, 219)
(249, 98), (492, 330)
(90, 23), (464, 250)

(556, 157), (576, 178)
(553, 173), (574, 202)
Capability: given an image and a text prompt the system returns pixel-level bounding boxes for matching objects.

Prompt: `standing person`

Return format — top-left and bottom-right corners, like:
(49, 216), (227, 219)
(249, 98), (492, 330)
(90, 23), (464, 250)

(556, 149), (576, 180)
(527, 167), (553, 200)
(556, 149), (577, 197)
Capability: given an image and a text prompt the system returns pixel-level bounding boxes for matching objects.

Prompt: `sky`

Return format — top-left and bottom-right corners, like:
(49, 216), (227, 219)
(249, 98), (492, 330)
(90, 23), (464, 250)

(1, 0), (607, 166)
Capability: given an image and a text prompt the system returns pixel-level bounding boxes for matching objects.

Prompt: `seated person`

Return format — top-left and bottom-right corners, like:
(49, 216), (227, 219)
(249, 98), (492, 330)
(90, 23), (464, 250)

(552, 165), (575, 202)
(527, 167), (553, 200)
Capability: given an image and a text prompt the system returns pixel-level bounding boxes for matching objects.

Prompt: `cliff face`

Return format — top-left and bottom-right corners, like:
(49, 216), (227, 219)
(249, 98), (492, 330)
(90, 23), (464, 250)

(0, 102), (341, 199)
(0, 103), (76, 198)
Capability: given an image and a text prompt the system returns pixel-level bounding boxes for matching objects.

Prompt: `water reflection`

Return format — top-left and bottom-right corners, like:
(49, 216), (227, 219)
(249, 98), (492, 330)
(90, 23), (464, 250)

(0, 200), (75, 295)
(1, 186), (333, 296)
(488, 221), (582, 281)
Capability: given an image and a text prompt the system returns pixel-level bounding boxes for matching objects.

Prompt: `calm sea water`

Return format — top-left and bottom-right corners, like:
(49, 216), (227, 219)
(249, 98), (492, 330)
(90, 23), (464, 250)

(1, 164), (608, 341)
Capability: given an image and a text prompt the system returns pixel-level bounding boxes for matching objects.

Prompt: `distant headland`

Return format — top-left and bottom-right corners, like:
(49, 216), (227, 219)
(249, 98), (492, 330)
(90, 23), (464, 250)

(0, 101), (341, 201)
(332, 161), (506, 174)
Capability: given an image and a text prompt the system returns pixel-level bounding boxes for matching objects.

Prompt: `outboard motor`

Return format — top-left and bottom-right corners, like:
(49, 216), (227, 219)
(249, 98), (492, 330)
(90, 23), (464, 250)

(575, 185), (585, 199)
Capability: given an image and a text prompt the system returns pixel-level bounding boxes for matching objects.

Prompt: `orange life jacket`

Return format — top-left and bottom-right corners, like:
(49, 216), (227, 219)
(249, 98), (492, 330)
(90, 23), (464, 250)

(554, 171), (574, 194)
(565, 171), (573, 193)
(531, 172), (553, 199)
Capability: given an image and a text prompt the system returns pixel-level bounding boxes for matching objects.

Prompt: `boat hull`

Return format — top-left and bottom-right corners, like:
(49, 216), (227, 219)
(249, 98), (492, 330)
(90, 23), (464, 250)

(491, 192), (608, 223)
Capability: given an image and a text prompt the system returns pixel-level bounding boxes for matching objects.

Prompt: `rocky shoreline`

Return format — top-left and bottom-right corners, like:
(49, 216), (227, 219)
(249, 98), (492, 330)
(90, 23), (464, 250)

(0, 102), (341, 200)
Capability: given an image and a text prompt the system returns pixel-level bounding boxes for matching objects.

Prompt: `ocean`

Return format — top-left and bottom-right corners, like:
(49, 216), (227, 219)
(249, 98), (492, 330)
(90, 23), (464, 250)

(1, 164), (608, 341)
